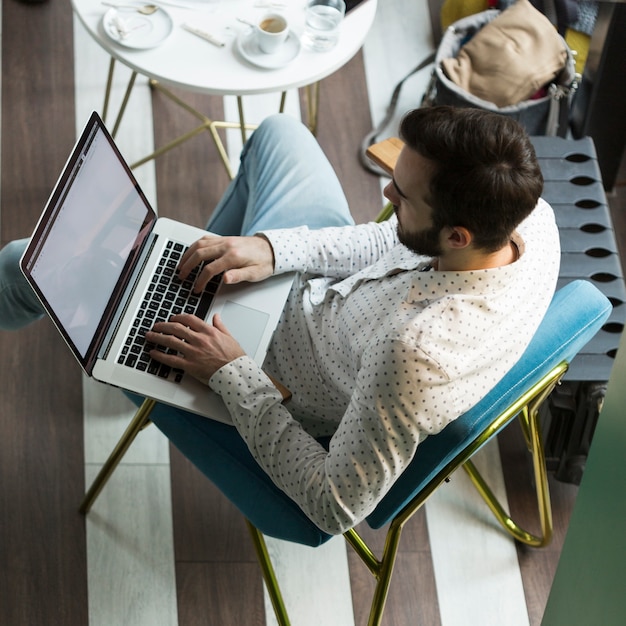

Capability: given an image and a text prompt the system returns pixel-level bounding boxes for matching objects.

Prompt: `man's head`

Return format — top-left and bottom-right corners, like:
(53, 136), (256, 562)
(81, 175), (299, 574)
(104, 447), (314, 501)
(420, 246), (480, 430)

(386, 105), (543, 258)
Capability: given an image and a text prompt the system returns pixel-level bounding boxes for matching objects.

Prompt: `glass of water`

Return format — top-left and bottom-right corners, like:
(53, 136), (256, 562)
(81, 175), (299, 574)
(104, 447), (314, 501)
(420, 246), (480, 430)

(301, 0), (346, 52)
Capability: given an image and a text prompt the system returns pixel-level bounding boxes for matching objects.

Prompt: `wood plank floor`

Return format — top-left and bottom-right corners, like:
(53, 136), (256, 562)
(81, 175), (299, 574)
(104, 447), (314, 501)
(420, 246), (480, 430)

(1, 0), (624, 624)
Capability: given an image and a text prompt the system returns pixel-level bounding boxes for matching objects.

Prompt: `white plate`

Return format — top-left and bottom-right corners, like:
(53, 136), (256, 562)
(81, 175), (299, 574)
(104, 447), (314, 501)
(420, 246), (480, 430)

(237, 29), (301, 69)
(102, 6), (173, 49)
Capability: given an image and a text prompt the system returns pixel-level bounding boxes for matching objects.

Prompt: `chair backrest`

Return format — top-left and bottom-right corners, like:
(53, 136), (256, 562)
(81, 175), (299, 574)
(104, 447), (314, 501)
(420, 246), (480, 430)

(246, 280), (610, 546)
(366, 279), (612, 528)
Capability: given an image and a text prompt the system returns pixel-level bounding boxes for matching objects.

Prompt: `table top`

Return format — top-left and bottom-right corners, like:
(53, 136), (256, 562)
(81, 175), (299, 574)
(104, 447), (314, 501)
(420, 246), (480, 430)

(72, 0), (378, 96)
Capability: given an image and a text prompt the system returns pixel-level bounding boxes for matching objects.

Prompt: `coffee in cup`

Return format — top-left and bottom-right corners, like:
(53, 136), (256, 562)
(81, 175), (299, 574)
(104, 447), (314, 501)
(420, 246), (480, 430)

(255, 13), (288, 54)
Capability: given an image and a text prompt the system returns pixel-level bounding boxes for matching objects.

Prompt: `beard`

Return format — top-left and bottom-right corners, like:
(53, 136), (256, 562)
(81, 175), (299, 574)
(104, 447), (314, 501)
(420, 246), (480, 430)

(396, 218), (443, 258)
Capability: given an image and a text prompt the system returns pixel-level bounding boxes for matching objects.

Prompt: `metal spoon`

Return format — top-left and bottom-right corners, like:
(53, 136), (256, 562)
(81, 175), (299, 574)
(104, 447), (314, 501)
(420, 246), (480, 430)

(102, 2), (159, 15)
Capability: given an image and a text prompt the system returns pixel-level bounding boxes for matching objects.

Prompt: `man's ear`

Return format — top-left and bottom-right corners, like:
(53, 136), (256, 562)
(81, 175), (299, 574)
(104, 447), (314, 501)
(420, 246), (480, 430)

(443, 226), (473, 249)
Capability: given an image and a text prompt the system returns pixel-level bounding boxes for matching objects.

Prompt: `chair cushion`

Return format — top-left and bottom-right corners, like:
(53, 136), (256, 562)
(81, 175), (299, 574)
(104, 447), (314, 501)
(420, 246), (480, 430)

(137, 280), (610, 545)
(126, 391), (334, 547)
(366, 280), (611, 529)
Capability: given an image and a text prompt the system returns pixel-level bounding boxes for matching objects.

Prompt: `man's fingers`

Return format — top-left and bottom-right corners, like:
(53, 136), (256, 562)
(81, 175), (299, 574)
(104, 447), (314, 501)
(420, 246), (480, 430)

(221, 266), (264, 285)
(178, 235), (274, 290)
(150, 314), (206, 337)
(148, 346), (185, 369)
(145, 327), (185, 352)
(211, 313), (231, 335)
(145, 312), (243, 385)
(178, 236), (222, 283)
(172, 313), (211, 333)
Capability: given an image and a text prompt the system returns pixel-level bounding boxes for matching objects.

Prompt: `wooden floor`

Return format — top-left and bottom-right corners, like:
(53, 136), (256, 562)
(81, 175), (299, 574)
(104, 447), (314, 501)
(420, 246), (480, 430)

(1, 0), (624, 625)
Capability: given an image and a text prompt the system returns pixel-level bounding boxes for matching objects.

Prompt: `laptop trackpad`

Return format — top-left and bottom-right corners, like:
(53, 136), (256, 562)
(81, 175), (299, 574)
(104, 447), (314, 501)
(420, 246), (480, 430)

(221, 301), (270, 358)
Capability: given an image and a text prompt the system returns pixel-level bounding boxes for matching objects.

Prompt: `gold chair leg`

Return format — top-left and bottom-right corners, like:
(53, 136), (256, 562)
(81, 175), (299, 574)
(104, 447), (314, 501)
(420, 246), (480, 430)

(344, 522), (404, 626)
(375, 201), (396, 223)
(462, 378), (560, 548)
(248, 520), (402, 626)
(79, 398), (156, 514)
(246, 521), (291, 626)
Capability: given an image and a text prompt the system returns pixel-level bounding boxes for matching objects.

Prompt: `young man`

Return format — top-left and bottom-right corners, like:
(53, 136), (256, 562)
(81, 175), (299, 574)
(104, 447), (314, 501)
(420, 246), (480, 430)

(0, 107), (560, 535)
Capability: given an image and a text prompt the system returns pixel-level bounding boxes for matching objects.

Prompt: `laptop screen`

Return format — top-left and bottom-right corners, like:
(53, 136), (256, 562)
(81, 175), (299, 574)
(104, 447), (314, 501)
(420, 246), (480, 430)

(21, 112), (155, 369)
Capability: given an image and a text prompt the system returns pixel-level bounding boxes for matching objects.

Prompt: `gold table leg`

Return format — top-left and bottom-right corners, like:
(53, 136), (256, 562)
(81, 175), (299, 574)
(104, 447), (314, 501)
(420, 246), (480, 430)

(304, 81), (320, 135)
(140, 81), (256, 178)
(101, 57), (320, 173)
(102, 57), (115, 124)
(112, 70), (138, 139)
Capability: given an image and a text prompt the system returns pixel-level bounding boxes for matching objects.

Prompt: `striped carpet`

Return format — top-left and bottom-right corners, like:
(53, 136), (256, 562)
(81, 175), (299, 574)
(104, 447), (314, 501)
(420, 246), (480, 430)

(0, 0), (579, 624)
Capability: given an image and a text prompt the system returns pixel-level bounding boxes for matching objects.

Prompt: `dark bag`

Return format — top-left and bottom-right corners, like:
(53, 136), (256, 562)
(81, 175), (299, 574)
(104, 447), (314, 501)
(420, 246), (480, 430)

(360, 0), (578, 176)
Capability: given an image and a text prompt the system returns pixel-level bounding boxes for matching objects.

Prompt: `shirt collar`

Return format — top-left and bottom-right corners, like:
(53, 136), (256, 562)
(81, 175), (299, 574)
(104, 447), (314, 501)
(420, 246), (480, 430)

(407, 258), (518, 303)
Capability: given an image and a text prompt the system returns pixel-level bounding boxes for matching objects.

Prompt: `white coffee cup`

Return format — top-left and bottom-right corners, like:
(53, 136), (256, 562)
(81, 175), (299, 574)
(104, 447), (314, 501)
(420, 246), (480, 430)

(255, 13), (288, 54)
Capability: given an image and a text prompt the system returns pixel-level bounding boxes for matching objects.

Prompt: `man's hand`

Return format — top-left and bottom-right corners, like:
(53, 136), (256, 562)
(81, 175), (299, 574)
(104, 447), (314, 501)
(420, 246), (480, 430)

(145, 313), (245, 385)
(178, 234), (274, 293)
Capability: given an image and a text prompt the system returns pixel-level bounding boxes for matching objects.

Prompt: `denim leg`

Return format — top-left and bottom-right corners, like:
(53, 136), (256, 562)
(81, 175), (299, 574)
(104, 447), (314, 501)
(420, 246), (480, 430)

(0, 238), (45, 330)
(206, 114), (354, 236)
(140, 117), (354, 533)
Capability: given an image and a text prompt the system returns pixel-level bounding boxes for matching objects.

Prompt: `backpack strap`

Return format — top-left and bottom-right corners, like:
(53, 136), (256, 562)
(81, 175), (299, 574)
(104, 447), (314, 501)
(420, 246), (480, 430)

(359, 52), (436, 176)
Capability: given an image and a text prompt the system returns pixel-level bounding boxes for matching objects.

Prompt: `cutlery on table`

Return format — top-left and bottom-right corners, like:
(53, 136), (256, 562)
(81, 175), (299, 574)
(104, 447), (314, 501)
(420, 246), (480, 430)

(102, 2), (159, 15)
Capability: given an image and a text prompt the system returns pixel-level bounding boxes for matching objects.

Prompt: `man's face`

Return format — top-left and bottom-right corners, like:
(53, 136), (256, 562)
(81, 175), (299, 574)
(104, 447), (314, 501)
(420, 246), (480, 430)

(383, 147), (442, 257)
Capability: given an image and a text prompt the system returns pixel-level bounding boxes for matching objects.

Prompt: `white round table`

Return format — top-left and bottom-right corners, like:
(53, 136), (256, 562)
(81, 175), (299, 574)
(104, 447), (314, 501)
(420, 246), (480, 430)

(71, 0), (378, 173)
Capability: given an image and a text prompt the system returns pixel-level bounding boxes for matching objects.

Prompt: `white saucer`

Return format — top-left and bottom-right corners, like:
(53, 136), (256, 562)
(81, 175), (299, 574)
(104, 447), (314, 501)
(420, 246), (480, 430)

(237, 29), (301, 69)
(102, 6), (173, 49)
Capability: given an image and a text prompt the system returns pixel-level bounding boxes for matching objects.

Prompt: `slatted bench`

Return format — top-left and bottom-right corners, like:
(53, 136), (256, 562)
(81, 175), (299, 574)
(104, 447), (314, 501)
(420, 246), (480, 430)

(531, 136), (625, 482)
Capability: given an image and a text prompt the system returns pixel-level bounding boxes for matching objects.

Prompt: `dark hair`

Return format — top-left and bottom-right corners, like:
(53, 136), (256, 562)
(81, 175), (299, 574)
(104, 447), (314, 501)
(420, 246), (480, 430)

(399, 106), (543, 252)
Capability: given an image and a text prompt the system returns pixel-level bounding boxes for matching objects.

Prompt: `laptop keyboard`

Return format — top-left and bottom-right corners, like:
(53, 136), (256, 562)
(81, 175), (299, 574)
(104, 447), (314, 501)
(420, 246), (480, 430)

(117, 240), (222, 383)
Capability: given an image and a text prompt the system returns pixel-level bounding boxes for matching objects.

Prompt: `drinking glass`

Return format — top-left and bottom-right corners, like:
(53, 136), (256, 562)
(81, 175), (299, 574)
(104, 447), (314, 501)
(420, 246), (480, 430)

(301, 0), (346, 52)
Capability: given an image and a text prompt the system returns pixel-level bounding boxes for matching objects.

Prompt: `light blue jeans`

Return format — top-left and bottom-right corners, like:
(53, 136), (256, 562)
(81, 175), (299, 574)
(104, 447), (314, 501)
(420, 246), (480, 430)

(1, 114), (354, 541)
(0, 114), (353, 331)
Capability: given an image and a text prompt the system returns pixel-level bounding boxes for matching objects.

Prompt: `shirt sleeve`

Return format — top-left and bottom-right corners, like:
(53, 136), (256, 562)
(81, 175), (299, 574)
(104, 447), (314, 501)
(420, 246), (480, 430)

(260, 217), (399, 278)
(209, 332), (454, 535)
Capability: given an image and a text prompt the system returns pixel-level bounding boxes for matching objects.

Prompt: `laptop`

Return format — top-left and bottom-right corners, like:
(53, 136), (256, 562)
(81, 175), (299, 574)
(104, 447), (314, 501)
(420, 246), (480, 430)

(20, 111), (294, 424)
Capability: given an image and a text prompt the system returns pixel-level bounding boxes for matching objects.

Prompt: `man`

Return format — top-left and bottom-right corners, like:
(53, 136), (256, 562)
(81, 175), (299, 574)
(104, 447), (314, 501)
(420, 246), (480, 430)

(0, 107), (560, 535)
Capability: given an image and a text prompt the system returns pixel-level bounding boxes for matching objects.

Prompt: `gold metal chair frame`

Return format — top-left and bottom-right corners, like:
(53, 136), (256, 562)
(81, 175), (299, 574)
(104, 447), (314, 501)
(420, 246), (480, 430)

(247, 362), (566, 626)
(102, 58), (321, 177)
(80, 361), (566, 625)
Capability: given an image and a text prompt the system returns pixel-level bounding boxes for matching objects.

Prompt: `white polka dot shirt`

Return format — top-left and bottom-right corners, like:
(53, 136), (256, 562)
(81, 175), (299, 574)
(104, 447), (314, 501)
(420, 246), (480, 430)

(209, 198), (561, 534)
